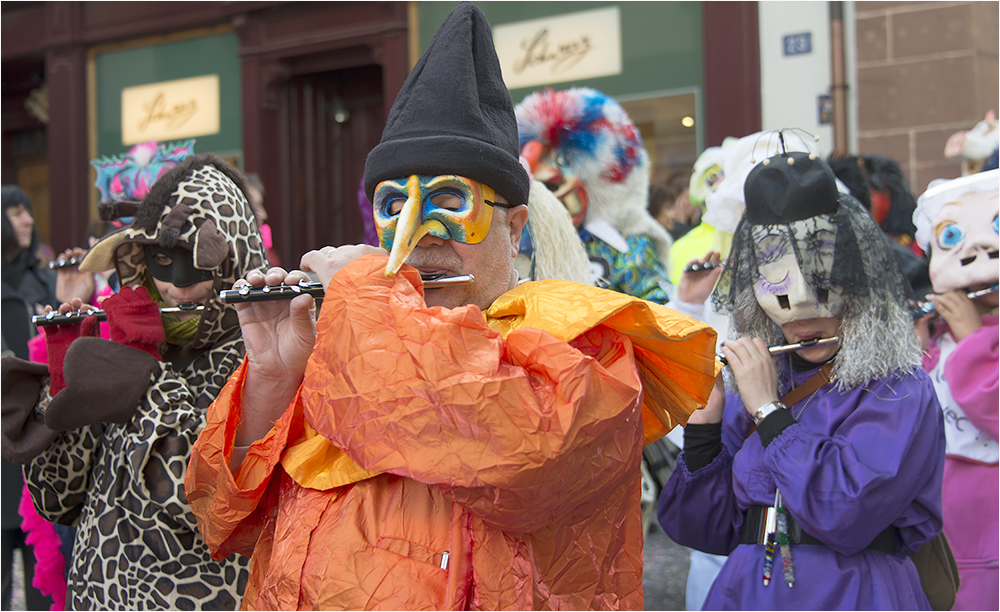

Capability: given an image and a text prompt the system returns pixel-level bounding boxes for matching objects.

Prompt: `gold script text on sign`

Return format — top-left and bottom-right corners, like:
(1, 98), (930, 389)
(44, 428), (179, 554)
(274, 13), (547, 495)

(492, 6), (621, 90)
(121, 74), (220, 145)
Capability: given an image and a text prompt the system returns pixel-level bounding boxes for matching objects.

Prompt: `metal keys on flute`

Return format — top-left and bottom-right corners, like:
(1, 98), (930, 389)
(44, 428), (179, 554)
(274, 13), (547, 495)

(717, 336), (840, 366)
(48, 256), (83, 270)
(682, 261), (725, 273)
(909, 284), (999, 319)
(33, 304), (205, 327)
(218, 274), (475, 304)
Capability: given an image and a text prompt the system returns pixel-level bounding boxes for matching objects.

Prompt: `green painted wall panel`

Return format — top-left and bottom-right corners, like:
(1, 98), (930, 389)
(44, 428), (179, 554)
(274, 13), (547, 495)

(94, 31), (242, 159)
(418, 1), (703, 104)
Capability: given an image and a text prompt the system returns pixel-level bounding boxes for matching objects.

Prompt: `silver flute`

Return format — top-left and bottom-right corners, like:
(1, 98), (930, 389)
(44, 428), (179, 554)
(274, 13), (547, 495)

(218, 274), (475, 304)
(33, 304), (205, 327)
(717, 336), (840, 366)
(682, 261), (725, 273)
(48, 256), (84, 270)
(909, 284), (999, 319)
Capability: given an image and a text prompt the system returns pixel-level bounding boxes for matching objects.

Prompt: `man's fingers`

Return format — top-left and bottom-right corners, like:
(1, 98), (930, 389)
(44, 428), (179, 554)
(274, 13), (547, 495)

(236, 267), (302, 291)
(284, 270), (312, 285)
(299, 249), (327, 273)
(289, 294), (318, 337)
(263, 267), (290, 286)
(241, 269), (266, 288)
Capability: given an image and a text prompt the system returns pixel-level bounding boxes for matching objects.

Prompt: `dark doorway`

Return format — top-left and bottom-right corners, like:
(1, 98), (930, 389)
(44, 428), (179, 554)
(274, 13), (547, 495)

(2, 56), (50, 245)
(282, 64), (384, 262)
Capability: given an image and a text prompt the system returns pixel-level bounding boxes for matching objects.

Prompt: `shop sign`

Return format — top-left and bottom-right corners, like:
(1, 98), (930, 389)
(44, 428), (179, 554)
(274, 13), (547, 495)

(121, 75), (220, 145)
(493, 6), (621, 90)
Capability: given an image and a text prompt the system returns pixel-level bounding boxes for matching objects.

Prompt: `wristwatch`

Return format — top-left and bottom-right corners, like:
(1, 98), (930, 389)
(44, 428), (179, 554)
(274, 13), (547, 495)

(752, 401), (787, 425)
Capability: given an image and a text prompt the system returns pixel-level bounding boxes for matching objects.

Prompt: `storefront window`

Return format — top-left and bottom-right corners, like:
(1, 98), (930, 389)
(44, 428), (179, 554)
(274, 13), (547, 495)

(619, 90), (699, 184)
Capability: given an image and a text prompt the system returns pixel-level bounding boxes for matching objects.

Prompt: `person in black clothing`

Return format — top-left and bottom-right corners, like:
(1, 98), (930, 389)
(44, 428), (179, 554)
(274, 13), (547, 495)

(827, 155), (932, 301)
(2, 185), (57, 359)
(1, 185), (57, 611)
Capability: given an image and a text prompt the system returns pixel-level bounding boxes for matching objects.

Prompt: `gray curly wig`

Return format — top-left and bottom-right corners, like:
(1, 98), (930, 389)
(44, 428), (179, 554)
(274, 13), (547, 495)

(714, 188), (921, 393)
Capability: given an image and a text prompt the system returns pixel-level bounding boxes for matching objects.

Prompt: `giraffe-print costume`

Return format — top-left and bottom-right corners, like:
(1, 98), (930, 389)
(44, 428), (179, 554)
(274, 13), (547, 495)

(25, 154), (266, 610)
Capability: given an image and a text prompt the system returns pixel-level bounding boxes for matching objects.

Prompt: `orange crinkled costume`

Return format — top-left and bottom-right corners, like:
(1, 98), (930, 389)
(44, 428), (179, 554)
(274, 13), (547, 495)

(186, 255), (718, 610)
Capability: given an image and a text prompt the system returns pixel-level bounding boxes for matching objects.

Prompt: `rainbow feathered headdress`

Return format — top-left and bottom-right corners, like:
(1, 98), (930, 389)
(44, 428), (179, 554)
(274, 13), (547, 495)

(91, 140), (195, 225)
(515, 87), (671, 264)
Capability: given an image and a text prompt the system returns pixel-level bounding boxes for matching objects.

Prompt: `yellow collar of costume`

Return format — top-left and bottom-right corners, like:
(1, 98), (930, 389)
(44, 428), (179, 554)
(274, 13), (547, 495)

(281, 279), (719, 490)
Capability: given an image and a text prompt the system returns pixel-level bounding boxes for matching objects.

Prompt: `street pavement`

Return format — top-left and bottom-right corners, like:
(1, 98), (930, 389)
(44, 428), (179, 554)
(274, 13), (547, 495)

(10, 549), (25, 611)
(643, 522), (690, 610)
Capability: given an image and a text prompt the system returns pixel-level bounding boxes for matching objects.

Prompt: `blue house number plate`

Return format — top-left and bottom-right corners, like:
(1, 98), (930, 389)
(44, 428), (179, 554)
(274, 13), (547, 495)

(783, 33), (812, 56)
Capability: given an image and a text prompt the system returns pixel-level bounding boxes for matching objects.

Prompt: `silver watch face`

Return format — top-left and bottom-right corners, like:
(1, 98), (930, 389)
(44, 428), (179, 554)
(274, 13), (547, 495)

(753, 402), (782, 425)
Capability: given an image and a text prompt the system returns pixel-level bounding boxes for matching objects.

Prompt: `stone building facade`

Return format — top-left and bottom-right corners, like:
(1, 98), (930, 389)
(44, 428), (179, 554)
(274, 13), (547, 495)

(855, 1), (998, 192)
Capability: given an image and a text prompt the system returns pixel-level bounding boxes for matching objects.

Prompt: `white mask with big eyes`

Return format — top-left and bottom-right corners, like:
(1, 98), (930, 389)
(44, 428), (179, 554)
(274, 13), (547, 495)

(751, 215), (846, 326)
(927, 190), (1000, 294)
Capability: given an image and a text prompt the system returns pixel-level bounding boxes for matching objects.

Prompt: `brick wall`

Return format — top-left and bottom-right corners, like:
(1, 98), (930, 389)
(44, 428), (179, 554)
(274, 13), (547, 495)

(855, 1), (998, 193)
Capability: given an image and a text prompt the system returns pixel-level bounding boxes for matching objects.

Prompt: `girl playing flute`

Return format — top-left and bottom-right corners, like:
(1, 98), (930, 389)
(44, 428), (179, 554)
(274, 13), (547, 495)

(2, 153), (261, 610)
(913, 170), (999, 611)
(658, 146), (945, 610)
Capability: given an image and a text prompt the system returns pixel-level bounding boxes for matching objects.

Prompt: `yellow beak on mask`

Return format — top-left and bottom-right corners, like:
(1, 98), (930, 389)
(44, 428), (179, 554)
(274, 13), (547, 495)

(373, 174), (497, 276)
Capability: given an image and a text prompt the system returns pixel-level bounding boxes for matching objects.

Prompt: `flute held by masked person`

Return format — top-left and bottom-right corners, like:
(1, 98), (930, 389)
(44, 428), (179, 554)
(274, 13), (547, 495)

(48, 256), (84, 270)
(682, 260), (725, 273)
(218, 274), (475, 304)
(717, 336), (840, 367)
(908, 284), (999, 319)
(33, 304), (205, 327)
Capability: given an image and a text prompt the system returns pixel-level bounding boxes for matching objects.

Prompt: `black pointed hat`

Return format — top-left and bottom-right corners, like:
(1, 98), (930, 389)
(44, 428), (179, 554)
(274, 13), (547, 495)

(364, 2), (529, 207)
(744, 151), (840, 224)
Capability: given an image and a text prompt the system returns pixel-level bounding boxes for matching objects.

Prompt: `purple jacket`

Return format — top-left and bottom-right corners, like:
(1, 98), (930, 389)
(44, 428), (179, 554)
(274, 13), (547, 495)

(658, 366), (945, 610)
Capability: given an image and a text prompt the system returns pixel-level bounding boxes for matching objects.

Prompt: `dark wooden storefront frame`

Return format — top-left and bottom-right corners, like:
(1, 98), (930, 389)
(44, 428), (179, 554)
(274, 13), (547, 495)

(4, 1), (755, 254)
(2, 1), (408, 261)
(702, 1), (761, 148)
(235, 2), (408, 264)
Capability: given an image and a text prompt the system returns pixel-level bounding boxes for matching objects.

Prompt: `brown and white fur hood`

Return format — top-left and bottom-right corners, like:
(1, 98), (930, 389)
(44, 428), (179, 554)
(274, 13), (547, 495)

(81, 153), (268, 351)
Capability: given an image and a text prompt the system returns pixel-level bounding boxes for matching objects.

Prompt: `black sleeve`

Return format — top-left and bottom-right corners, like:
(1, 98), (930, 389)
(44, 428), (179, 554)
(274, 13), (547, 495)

(682, 422), (723, 471)
(757, 408), (796, 447)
